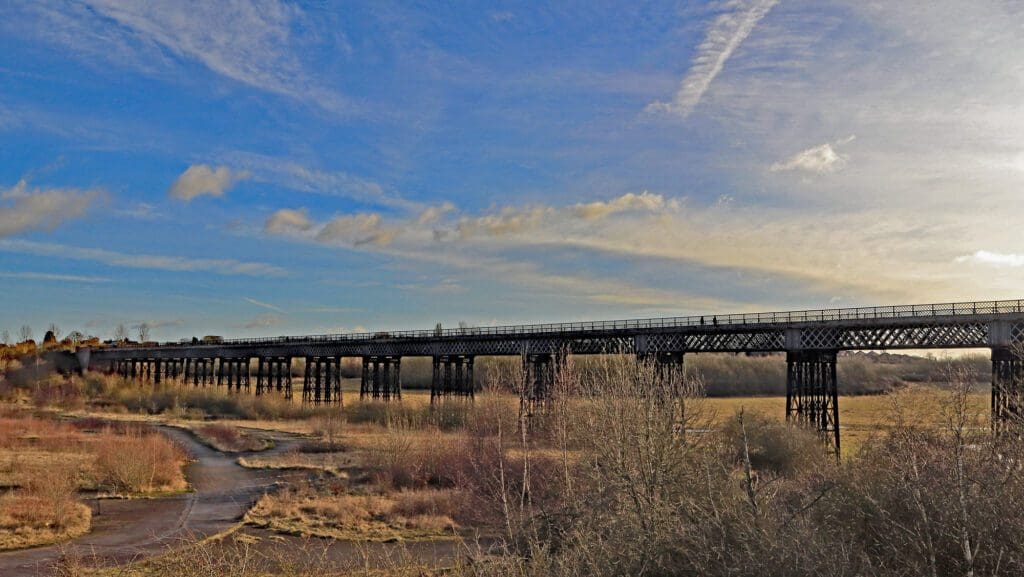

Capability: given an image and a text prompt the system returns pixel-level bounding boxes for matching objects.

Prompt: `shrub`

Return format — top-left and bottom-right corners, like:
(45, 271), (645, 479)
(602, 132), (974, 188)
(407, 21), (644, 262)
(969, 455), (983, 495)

(195, 423), (267, 452)
(720, 409), (828, 475)
(94, 426), (186, 493)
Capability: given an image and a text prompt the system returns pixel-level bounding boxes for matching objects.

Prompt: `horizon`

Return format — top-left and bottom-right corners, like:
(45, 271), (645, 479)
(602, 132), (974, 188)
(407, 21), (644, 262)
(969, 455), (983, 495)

(2, 1), (1023, 342)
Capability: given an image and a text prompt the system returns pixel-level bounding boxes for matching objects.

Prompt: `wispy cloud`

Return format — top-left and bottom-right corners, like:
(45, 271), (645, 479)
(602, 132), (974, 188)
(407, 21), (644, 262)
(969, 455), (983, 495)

(0, 271), (109, 283)
(168, 164), (248, 201)
(0, 179), (103, 237)
(243, 313), (283, 329)
(954, 250), (1024, 268)
(264, 208), (314, 233)
(646, 0), (779, 119)
(132, 319), (184, 330)
(0, 239), (287, 277)
(243, 297), (284, 312)
(315, 213), (397, 247)
(770, 136), (855, 174)
(265, 192), (678, 247)
(60, 0), (353, 115)
(114, 202), (162, 220)
(226, 152), (418, 211)
(572, 191), (671, 220)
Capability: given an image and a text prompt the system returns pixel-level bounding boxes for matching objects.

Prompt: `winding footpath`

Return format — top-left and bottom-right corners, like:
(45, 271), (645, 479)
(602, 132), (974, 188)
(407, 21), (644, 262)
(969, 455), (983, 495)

(0, 425), (306, 576)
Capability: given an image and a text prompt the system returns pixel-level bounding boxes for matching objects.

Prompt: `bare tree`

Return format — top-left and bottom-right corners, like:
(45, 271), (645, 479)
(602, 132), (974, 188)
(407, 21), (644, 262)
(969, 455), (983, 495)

(137, 322), (151, 343)
(114, 323), (129, 342)
(47, 323), (61, 341)
(19, 325), (32, 343)
(1, 329), (8, 346)
(67, 330), (85, 346)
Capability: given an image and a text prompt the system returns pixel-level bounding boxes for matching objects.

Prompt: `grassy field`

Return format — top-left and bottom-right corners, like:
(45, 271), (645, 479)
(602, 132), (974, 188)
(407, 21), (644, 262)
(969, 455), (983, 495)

(0, 363), (1002, 574)
(0, 409), (188, 551)
(703, 389), (989, 456)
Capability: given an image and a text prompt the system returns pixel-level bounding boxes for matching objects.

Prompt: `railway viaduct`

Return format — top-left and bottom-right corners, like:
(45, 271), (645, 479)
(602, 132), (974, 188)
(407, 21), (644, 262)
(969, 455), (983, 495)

(79, 299), (1024, 454)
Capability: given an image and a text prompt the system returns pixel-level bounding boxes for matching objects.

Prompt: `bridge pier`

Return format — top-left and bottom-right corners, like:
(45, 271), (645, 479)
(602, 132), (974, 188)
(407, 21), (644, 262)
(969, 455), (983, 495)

(217, 358), (226, 387)
(521, 352), (563, 417)
(992, 347), (1024, 435)
(786, 350), (840, 457)
(300, 356), (341, 405)
(303, 357), (320, 404)
(224, 359), (236, 391)
(154, 359), (162, 384)
(645, 351), (686, 436)
(241, 359), (250, 392)
(431, 355), (474, 402)
(644, 351), (684, 394)
(256, 357), (293, 398)
(200, 358), (212, 386)
(360, 356), (401, 400)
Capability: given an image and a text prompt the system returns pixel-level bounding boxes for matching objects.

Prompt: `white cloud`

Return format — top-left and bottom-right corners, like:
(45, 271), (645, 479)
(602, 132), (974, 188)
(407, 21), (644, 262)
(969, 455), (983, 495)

(415, 202), (456, 225)
(264, 208), (313, 233)
(572, 191), (668, 220)
(0, 239), (287, 277)
(73, 0), (352, 114)
(243, 297), (284, 312)
(315, 213), (396, 246)
(770, 137), (855, 174)
(244, 313), (283, 329)
(954, 250), (1024, 268)
(0, 271), (109, 283)
(168, 164), (247, 201)
(457, 206), (553, 238)
(115, 202), (160, 220)
(646, 0), (779, 119)
(0, 179), (102, 237)
(225, 152), (417, 211)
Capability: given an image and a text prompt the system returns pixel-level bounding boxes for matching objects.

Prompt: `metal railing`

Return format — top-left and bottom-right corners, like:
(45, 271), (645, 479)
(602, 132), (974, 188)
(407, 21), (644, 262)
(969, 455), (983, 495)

(110, 298), (1024, 350)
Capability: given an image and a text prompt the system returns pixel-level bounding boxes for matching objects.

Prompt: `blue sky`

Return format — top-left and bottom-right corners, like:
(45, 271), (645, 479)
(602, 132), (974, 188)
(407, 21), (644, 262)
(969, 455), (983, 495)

(2, 0), (1024, 342)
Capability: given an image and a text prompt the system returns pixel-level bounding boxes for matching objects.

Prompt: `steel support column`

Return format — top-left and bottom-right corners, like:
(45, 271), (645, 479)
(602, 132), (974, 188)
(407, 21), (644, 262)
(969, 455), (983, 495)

(302, 356), (328, 405)
(431, 355), (474, 402)
(643, 351), (685, 436)
(360, 356), (401, 401)
(992, 347), (1024, 435)
(786, 350), (840, 457)
(521, 352), (562, 417)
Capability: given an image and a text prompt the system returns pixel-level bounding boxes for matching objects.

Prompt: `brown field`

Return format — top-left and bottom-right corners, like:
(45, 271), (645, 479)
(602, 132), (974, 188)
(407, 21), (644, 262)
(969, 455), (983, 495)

(0, 356), (1012, 576)
(0, 410), (188, 551)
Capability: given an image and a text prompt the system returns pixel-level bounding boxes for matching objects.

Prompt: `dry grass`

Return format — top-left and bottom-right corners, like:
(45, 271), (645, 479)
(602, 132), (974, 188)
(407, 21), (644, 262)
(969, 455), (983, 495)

(703, 387), (990, 455)
(94, 428), (187, 494)
(239, 450), (351, 477)
(192, 423), (272, 453)
(0, 410), (188, 550)
(0, 495), (90, 550)
(245, 483), (461, 542)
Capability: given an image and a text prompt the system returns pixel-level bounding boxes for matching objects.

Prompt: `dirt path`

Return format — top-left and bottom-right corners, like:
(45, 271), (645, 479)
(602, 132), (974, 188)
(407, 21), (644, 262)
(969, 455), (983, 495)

(0, 425), (308, 576)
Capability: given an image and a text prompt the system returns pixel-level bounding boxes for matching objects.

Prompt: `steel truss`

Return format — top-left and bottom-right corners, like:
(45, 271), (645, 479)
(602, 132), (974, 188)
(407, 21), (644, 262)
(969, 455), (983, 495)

(786, 350), (840, 457)
(360, 356), (401, 400)
(992, 347), (1024, 435)
(302, 356), (342, 405)
(431, 355), (475, 402)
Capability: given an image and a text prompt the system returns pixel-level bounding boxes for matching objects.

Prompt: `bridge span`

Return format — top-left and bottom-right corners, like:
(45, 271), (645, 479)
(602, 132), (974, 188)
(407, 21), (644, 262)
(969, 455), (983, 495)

(81, 299), (1024, 453)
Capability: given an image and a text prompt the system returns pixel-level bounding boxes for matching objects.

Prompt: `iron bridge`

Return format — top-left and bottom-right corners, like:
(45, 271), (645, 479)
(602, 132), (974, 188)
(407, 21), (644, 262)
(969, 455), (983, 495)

(79, 299), (1024, 455)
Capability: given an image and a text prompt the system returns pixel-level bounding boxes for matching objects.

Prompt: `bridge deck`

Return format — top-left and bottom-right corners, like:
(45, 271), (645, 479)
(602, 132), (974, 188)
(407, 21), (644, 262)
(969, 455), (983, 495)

(87, 299), (1024, 361)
